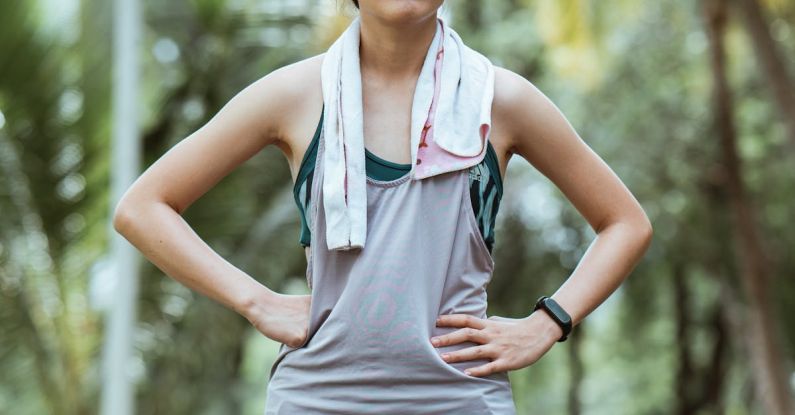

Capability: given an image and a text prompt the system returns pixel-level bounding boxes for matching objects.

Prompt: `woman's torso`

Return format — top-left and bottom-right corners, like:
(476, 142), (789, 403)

(264, 54), (517, 414)
(276, 54), (514, 261)
(266, 117), (515, 415)
(292, 103), (504, 258)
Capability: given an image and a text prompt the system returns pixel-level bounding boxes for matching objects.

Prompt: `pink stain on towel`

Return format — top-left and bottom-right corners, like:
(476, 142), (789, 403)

(414, 22), (488, 179)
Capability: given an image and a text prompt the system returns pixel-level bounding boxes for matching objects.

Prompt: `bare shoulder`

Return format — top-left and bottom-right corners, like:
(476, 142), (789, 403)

(256, 52), (324, 145)
(492, 65), (548, 156)
(254, 52), (325, 181)
(487, 64), (544, 179)
(492, 64), (584, 166)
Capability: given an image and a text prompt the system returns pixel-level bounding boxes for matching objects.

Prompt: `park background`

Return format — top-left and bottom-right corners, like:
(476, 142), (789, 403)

(1, 0), (794, 414)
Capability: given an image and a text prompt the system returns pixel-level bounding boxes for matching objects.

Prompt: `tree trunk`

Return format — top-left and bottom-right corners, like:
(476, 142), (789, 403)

(732, 0), (795, 149)
(567, 323), (583, 415)
(673, 261), (730, 414)
(702, 1), (795, 414)
(673, 262), (696, 415)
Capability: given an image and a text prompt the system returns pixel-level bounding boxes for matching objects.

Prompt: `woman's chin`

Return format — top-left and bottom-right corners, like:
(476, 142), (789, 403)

(362, 0), (443, 26)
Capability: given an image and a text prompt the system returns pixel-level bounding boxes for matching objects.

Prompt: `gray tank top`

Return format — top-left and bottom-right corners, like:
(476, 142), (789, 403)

(264, 126), (516, 414)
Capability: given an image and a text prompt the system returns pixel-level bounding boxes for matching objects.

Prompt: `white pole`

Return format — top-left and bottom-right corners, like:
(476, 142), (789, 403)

(101, 0), (141, 413)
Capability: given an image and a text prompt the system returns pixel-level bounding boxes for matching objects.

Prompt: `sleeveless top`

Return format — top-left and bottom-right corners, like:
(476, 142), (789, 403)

(294, 104), (504, 253)
(265, 110), (517, 414)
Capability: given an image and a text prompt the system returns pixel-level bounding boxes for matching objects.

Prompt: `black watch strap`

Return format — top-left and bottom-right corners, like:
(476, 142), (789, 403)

(533, 295), (573, 342)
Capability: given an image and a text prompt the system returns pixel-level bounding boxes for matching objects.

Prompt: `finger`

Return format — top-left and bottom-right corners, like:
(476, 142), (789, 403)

(436, 314), (487, 330)
(440, 345), (495, 364)
(431, 327), (489, 347)
(463, 360), (506, 377)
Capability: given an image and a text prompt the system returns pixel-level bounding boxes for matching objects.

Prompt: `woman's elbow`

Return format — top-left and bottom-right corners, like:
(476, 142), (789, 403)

(112, 189), (155, 235)
(635, 212), (654, 250)
(112, 188), (182, 236)
(112, 195), (138, 235)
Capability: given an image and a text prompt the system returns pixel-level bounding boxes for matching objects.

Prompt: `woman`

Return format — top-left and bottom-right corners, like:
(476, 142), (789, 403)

(113, 1), (653, 413)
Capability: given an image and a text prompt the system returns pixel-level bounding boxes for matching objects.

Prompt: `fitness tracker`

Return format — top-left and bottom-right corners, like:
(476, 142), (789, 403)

(533, 295), (573, 342)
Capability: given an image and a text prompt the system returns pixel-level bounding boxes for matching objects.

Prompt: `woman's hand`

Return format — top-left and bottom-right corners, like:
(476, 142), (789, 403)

(431, 310), (564, 377)
(244, 293), (312, 348)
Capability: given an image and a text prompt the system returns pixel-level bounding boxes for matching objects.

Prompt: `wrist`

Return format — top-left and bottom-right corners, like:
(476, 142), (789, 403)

(531, 309), (565, 342)
(236, 283), (279, 321)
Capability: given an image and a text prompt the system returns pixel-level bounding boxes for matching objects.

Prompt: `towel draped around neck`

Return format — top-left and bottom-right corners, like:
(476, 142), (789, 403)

(319, 12), (496, 251)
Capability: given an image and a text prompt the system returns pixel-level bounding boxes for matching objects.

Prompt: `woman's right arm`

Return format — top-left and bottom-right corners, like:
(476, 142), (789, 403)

(112, 59), (317, 347)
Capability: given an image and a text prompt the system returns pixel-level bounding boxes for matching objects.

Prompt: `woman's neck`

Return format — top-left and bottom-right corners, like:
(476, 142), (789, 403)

(358, 13), (438, 84)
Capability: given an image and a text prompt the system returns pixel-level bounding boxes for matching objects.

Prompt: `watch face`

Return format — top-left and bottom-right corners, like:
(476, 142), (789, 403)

(545, 299), (572, 324)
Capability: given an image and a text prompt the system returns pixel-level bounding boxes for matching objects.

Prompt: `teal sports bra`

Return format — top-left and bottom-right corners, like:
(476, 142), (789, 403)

(293, 106), (504, 252)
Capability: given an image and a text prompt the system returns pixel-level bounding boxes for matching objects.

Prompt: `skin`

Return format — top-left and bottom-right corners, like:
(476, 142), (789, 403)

(113, 0), (653, 380)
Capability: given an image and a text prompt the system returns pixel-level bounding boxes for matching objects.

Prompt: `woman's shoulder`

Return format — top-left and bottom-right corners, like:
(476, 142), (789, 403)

(252, 53), (325, 174)
(491, 65), (543, 131)
(255, 52), (324, 128)
(266, 52), (325, 91)
(488, 65), (540, 177)
(491, 64), (560, 159)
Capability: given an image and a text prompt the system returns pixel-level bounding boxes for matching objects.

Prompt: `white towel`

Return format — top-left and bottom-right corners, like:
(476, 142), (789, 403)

(320, 12), (496, 251)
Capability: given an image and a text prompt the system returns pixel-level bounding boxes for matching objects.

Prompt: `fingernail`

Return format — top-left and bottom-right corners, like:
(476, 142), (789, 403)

(465, 370), (472, 376)
(442, 353), (449, 360)
(431, 337), (440, 346)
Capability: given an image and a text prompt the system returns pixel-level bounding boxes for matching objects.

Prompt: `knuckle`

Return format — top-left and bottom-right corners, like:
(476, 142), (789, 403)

(486, 345), (500, 356)
(494, 360), (510, 372)
(495, 361), (509, 373)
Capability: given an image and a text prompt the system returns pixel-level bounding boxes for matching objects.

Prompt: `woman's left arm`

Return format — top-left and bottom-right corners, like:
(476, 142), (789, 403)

(433, 67), (653, 377)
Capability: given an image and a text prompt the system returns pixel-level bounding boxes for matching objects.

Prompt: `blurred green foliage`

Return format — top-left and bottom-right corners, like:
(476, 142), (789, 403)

(1, 0), (794, 414)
